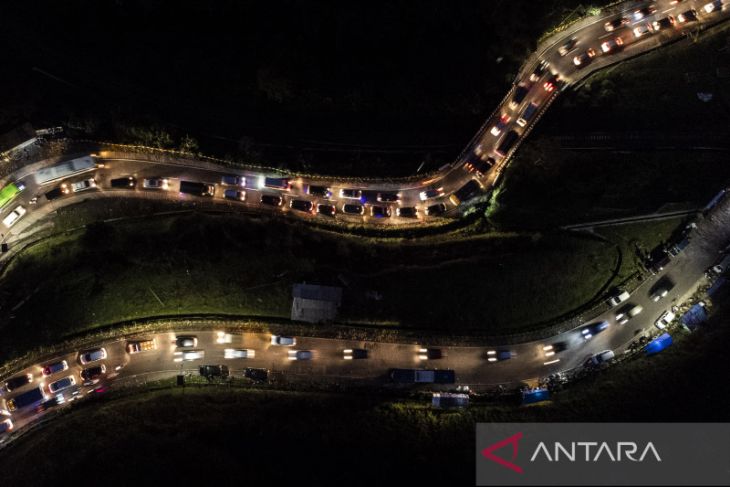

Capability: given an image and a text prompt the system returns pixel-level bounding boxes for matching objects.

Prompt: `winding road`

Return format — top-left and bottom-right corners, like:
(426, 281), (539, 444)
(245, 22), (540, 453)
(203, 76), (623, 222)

(1, 0), (729, 439)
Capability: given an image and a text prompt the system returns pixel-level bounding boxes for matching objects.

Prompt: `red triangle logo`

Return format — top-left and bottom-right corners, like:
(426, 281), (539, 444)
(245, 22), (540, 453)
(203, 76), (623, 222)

(481, 432), (524, 474)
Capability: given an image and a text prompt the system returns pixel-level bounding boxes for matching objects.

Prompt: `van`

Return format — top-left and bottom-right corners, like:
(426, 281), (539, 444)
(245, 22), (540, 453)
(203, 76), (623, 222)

(2, 205), (26, 228)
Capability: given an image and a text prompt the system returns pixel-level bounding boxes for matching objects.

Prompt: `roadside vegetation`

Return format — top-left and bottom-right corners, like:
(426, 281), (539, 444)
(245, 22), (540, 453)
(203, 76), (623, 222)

(1, 300), (728, 485)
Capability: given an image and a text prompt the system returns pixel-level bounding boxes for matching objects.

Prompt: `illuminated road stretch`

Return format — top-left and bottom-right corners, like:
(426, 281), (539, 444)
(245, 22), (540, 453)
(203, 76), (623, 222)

(1, 0), (730, 438)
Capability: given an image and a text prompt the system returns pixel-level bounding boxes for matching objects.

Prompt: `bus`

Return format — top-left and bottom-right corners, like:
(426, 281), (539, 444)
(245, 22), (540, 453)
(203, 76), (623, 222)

(0, 182), (26, 209)
(34, 156), (96, 186)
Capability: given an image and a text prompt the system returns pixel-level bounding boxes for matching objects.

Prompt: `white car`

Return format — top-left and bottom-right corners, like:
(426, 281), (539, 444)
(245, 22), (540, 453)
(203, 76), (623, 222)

(615, 304), (643, 325)
(143, 178), (170, 190)
(70, 178), (97, 193)
(419, 188), (444, 201)
(703, 0), (722, 14)
(651, 288), (669, 302)
(271, 335), (296, 346)
(607, 290), (630, 307)
(655, 310), (676, 329)
(224, 348), (255, 359)
(2, 205), (26, 228)
(48, 375), (76, 394)
(174, 349), (205, 362)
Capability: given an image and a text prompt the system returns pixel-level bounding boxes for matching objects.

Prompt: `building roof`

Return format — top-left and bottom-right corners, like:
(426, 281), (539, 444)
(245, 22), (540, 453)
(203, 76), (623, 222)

(292, 283), (342, 302)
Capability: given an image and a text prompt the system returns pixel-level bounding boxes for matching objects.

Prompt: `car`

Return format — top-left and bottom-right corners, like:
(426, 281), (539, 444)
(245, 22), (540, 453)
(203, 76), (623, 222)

(604, 17), (629, 31)
(48, 375), (76, 394)
(271, 335), (296, 346)
(199, 365), (229, 378)
(543, 75), (560, 92)
(80, 364), (106, 383)
(655, 310), (676, 329)
(36, 396), (64, 413)
(376, 192), (400, 203)
(633, 23), (654, 38)
(0, 418), (13, 434)
(425, 203), (447, 216)
(677, 9), (698, 23)
(601, 37), (624, 53)
(418, 348), (443, 360)
(260, 194), (283, 206)
(615, 304), (643, 325)
(2, 205), (26, 228)
(465, 158), (495, 176)
(529, 60), (550, 82)
(42, 360), (69, 376)
(224, 348), (256, 359)
(317, 204), (336, 216)
(343, 348), (368, 360)
(371, 205), (391, 218)
(652, 16), (675, 31)
(243, 368), (269, 382)
(581, 320), (609, 340)
(221, 175), (245, 186)
(486, 350), (512, 362)
(342, 203), (364, 215)
(287, 350), (313, 361)
(174, 350), (205, 362)
(143, 178), (170, 190)
(340, 189), (363, 199)
(305, 185), (332, 198)
(396, 206), (418, 218)
(649, 250), (671, 274)
(703, 0), (723, 13)
(490, 114), (511, 136)
(607, 290), (630, 307)
(633, 7), (657, 21)
(585, 350), (615, 367)
(651, 288), (669, 302)
(79, 348), (107, 365)
(516, 103), (539, 127)
(127, 339), (156, 354)
(543, 341), (567, 357)
(175, 336), (198, 348)
(4, 373), (33, 392)
(110, 176), (136, 188)
(223, 189), (246, 201)
(262, 177), (290, 190)
(69, 178), (96, 193)
(45, 187), (65, 201)
(509, 84), (530, 109)
(573, 48), (597, 67)
(558, 37), (578, 56)
(419, 188), (444, 201)
(290, 200), (314, 213)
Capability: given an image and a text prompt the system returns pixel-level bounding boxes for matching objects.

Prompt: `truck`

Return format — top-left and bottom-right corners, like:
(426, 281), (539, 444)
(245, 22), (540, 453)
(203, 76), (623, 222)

(389, 368), (456, 384)
(495, 130), (519, 157)
(7, 386), (45, 412)
(516, 102), (539, 127)
(127, 338), (157, 354)
(668, 237), (689, 256)
(509, 84), (530, 110)
(179, 180), (214, 197)
(449, 180), (481, 206)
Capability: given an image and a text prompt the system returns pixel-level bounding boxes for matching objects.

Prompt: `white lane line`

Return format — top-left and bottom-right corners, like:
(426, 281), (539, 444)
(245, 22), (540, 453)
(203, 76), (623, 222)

(599, 32), (614, 39)
(662, 7), (676, 14)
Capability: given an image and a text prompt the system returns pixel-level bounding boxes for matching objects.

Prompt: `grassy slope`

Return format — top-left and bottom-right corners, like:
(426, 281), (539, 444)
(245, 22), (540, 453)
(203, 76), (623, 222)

(2, 300), (729, 485)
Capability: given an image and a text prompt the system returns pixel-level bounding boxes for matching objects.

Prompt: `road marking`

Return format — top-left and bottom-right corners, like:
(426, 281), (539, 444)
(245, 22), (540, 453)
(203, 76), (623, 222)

(543, 359), (561, 365)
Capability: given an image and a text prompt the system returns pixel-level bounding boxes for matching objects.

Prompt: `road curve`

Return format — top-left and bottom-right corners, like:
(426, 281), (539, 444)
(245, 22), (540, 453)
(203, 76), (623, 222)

(1, 0), (730, 440)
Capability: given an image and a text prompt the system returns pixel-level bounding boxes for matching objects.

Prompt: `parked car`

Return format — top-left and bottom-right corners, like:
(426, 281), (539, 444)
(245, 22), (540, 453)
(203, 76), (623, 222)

(290, 200), (314, 213)
(342, 203), (364, 215)
(396, 207), (418, 218)
(371, 206), (392, 218)
(223, 189), (246, 201)
(585, 350), (615, 367)
(615, 304), (643, 325)
(305, 185), (332, 198)
(419, 188), (444, 201)
(376, 192), (400, 203)
(655, 310), (676, 329)
(175, 336), (198, 348)
(48, 375), (76, 394)
(80, 365), (106, 383)
(260, 194), (283, 206)
(607, 290), (630, 307)
(221, 175), (245, 186)
(79, 348), (107, 365)
(2, 205), (26, 228)
(340, 189), (363, 199)
(244, 368), (269, 382)
(271, 335), (296, 346)
(288, 350), (313, 361)
(199, 365), (229, 378)
(224, 349), (256, 359)
(317, 204), (336, 216)
(4, 373), (33, 392)
(425, 203), (447, 216)
(42, 360), (69, 376)
(110, 176), (136, 188)
(343, 348), (368, 360)
(142, 178), (170, 190)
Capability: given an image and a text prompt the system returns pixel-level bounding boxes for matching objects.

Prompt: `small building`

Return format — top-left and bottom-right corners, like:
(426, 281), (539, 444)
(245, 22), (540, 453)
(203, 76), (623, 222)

(0, 123), (37, 158)
(291, 283), (342, 323)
